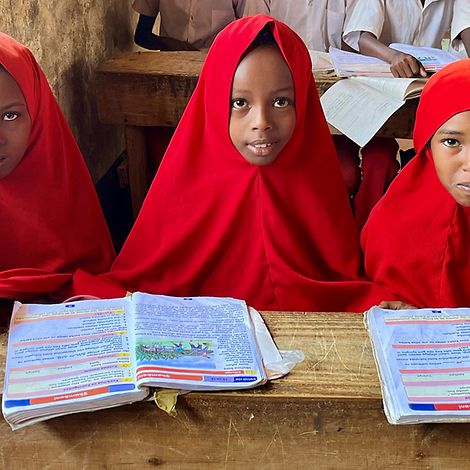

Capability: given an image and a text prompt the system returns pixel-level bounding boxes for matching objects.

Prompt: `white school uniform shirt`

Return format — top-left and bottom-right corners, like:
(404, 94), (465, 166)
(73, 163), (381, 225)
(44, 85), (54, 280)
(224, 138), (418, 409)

(252, 0), (348, 51)
(343, 0), (470, 56)
(132, 0), (267, 49)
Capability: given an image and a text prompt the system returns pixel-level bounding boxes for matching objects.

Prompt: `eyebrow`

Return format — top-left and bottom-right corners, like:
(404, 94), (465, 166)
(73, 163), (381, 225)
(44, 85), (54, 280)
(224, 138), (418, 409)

(232, 86), (294, 95)
(436, 129), (465, 136)
(0, 102), (27, 111)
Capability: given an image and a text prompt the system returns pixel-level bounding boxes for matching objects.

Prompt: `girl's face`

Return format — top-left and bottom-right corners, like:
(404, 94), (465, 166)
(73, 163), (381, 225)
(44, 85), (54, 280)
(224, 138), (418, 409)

(0, 69), (31, 179)
(431, 109), (470, 206)
(229, 45), (296, 166)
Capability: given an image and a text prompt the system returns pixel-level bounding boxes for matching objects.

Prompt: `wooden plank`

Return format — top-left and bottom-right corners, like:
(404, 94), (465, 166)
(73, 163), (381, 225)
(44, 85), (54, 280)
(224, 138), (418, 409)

(124, 125), (150, 218)
(96, 51), (203, 128)
(1, 312), (470, 468)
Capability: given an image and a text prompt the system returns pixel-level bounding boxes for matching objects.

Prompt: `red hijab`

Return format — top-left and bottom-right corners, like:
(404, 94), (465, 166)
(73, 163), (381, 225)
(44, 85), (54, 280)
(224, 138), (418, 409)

(0, 33), (115, 300)
(362, 59), (470, 308)
(77, 15), (392, 311)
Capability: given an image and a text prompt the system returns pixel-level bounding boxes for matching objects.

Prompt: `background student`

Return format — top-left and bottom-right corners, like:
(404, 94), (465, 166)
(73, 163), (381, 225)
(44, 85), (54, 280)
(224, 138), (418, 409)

(246, 0), (348, 51)
(132, 0), (268, 50)
(0, 33), (115, 303)
(361, 59), (470, 308)
(343, 0), (470, 78)
(73, 15), (394, 312)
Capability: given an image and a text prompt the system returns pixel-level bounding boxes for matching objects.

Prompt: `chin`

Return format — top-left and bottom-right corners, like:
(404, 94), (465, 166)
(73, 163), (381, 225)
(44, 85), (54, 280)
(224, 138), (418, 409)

(243, 154), (279, 166)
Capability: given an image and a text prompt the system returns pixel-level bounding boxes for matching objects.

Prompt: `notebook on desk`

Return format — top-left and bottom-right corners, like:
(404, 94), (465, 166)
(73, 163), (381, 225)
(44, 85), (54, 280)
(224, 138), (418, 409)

(329, 44), (458, 78)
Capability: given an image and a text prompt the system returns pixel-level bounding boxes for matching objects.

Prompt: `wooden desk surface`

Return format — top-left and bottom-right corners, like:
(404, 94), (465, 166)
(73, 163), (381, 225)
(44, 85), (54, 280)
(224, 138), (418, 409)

(1, 311), (470, 469)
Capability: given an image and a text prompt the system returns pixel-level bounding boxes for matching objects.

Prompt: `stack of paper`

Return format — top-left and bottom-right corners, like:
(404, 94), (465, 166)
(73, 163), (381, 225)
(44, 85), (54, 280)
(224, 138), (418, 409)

(365, 307), (470, 424)
(320, 76), (426, 147)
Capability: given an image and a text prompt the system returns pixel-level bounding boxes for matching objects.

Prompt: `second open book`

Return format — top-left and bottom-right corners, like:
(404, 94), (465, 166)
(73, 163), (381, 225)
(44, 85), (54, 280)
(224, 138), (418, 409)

(2, 293), (296, 430)
(366, 307), (470, 424)
(329, 44), (459, 78)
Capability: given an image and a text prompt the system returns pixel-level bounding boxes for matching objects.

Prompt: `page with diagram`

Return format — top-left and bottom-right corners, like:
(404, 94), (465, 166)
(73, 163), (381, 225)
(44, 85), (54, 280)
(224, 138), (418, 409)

(132, 292), (267, 391)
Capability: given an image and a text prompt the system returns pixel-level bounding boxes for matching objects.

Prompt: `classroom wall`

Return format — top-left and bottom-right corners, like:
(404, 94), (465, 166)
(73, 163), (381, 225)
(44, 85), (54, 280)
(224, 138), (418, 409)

(0, 0), (136, 182)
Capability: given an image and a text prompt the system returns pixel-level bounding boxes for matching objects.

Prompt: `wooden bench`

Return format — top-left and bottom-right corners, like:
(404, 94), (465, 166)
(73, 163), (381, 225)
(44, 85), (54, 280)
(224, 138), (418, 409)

(1, 311), (469, 469)
(96, 51), (418, 217)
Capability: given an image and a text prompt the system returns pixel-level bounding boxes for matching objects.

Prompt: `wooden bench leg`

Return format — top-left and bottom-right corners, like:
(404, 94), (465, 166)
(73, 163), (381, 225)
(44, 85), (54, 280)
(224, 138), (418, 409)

(124, 125), (149, 219)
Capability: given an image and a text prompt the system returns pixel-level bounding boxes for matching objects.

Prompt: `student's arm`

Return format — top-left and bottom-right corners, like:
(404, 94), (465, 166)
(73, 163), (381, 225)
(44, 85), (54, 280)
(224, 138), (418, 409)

(460, 28), (470, 56)
(358, 31), (427, 78)
(451, 0), (470, 56)
(134, 14), (197, 51)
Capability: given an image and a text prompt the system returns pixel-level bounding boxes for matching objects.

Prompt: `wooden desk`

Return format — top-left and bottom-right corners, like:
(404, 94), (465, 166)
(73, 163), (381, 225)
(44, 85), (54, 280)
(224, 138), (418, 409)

(2, 311), (470, 469)
(96, 51), (418, 217)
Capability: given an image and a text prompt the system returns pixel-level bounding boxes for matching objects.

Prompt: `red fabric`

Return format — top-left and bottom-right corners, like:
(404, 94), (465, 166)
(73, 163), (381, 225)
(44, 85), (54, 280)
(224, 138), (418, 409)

(353, 137), (400, 230)
(361, 58), (470, 308)
(0, 33), (115, 300)
(82, 15), (394, 311)
(332, 135), (400, 230)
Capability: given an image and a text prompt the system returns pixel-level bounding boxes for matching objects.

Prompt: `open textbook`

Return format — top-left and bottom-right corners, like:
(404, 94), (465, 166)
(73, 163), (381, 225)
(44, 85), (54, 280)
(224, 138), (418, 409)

(320, 76), (426, 147)
(365, 307), (470, 424)
(330, 44), (459, 77)
(2, 293), (299, 430)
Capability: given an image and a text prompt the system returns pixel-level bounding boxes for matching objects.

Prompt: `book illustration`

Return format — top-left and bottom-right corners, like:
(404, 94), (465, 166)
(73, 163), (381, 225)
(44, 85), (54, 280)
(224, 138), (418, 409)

(136, 339), (215, 367)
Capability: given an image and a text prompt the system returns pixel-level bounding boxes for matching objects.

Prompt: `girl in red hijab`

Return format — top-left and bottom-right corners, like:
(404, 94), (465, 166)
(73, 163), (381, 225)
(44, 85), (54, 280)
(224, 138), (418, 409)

(362, 59), (470, 308)
(75, 15), (393, 311)
(0, 33), (115, 302)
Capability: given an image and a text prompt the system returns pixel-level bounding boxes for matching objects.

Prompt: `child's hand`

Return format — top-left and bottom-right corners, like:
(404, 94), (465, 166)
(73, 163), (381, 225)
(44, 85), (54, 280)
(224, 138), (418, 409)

(378, 300), (417, 310)
(389, 51), (427, 78)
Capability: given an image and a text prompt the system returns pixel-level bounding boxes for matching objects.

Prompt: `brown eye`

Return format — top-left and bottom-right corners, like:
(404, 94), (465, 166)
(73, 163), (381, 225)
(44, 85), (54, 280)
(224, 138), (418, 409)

(231, 99), (247, 110)
(3, 112), (19, 121)
(273, 98), (290, 108)
(442, 138), (460, 148)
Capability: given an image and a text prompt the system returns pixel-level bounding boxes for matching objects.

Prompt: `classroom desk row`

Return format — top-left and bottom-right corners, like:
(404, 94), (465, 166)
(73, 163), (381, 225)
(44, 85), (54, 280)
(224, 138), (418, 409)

(1, 312), (469, 469)
(96, 51), (419, 217)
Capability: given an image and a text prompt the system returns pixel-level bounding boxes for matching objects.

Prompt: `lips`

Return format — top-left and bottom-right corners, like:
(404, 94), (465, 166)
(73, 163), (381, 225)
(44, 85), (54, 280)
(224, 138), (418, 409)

(247, 139), (277, 157)
(456, 183), (470, 193)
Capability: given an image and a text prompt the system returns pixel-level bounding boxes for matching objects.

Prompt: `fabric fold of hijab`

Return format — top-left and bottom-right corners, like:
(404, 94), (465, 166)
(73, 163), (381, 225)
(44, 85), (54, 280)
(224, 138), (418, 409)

(78, 15), (392, 312)
(0, 33), (115, 301)
(361, 59), (470, 308)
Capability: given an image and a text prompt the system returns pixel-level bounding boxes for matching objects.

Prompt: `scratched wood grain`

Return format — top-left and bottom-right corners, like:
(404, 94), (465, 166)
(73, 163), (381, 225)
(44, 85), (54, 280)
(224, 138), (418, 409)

(1, 312), (470, 469)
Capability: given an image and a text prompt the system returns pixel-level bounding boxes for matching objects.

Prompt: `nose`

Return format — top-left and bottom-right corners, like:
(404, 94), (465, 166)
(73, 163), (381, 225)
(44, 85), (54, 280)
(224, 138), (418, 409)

(251, 105), (272, 132)
(462, 149), (470, 172)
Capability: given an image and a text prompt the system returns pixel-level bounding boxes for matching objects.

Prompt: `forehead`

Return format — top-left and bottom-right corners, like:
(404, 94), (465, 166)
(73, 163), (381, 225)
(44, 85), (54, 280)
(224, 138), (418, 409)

(0, 68), (26, 104)
(438, 110), (470, 128)
(232, 45), (293, 90)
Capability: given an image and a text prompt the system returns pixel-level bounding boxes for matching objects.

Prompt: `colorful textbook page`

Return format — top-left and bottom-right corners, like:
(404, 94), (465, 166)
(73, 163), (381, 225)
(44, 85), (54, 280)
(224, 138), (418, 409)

(2, 294), (272, 429)
(366, 307), (470, 424)
(132, 292), (266, 390)
(2, 297), (144, 412)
